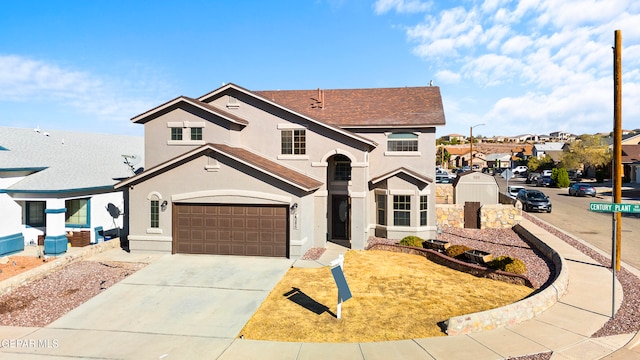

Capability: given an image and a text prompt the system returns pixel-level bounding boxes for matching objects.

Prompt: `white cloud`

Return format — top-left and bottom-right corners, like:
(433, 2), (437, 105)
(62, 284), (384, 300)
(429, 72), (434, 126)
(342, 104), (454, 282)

(373, 0), (431, 15)
(377, 0), (640, 135)
(435, 69), (462, 84)
(0, 55), (172, 127)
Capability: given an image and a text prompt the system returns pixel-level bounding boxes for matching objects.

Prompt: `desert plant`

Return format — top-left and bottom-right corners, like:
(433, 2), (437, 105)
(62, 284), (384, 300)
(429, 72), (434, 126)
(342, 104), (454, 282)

(445, 245), (472, 259)
(398, 236), (424, 248)
(487, 256), (527, 275)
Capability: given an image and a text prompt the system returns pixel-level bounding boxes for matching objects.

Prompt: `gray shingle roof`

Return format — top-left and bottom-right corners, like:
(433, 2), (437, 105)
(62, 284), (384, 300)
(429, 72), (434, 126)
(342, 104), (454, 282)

(0, 127), (143, 193)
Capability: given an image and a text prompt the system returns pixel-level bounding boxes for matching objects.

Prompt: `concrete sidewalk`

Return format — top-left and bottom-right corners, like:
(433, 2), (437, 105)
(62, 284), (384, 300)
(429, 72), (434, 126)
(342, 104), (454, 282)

(1, 218), (640, 359)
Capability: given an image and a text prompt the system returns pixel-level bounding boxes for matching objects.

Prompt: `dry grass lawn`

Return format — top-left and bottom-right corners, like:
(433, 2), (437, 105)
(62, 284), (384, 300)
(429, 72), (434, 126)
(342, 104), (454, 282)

(239, 250), (533, 342)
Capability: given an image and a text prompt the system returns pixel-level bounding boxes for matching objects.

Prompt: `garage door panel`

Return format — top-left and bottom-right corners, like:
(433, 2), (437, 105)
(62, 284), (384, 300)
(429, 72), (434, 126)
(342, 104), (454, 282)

(175, 204), (288, 257)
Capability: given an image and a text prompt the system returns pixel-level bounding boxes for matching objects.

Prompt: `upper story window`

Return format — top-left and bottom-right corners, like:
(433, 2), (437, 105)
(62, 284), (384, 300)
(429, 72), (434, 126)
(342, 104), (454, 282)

(171, 127), (183, 141)
(190, 127), (202, 141)
(333, 154), (351, 181)
(281, 129), (306, 155)
(387, 133), (418, 152)
(167, 121), (205, 145)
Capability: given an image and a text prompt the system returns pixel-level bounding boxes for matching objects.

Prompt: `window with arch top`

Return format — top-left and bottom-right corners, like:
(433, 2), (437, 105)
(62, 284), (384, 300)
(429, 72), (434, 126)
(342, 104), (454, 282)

(387, 132), (418, 152)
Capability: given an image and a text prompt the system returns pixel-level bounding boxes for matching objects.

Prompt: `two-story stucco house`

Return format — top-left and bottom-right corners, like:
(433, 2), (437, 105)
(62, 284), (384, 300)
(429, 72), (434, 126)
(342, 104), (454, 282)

(115, 83), (445, 258)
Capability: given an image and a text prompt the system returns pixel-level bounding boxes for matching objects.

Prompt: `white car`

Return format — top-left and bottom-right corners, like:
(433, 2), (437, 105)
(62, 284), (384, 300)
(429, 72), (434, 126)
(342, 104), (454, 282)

(507, 185), (525, 198)
(512, 166), (528, 175)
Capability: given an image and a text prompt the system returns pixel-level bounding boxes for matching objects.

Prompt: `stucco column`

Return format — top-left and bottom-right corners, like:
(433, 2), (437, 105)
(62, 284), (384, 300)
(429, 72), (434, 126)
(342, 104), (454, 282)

(44, 199), (68, 254)
(350, 195), (366, 250)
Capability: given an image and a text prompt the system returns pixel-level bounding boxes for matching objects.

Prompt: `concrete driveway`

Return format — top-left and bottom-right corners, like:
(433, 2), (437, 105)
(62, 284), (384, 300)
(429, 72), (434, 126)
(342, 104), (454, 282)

(2, 254), (294, 359)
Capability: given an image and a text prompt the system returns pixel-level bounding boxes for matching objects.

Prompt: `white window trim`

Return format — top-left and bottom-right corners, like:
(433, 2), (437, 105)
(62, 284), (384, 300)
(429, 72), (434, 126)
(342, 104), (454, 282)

(168, 140), (205, 146)
(277, 154), (310, 160)
(384, 151), (422, 157)
(277, 123), (307, 130)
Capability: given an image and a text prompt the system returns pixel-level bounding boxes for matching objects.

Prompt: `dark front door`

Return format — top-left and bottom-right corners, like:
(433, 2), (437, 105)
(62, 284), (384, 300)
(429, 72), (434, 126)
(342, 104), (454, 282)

(331, 195), (350, 240)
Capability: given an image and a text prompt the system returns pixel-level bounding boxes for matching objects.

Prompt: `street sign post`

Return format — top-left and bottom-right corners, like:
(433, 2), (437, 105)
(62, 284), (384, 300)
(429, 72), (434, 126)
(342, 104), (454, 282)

(589, 202), (640, 214)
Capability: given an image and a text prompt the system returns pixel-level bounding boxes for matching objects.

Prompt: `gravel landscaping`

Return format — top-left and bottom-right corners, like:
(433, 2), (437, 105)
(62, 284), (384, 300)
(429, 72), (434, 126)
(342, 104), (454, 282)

(0, 260), (145, 327)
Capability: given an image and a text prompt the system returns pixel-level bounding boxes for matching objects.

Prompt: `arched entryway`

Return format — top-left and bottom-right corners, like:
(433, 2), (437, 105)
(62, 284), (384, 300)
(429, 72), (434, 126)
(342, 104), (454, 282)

(327, 154), (351, 246)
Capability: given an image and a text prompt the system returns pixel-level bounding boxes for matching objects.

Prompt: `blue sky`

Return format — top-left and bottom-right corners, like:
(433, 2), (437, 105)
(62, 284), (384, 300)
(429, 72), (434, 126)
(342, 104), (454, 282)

(1, 0), (639, 138)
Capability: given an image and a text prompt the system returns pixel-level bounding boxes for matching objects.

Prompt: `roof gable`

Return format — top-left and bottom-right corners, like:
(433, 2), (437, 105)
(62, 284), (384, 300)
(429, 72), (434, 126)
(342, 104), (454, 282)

(131, 96), (249, 126)
(197, 83), (377, 147)
(115, 143), (323, 192)
(370, 167), (432, 186)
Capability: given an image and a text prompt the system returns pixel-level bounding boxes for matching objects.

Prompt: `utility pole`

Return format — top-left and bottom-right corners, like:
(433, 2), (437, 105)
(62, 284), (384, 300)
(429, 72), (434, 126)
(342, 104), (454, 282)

(613, 30), (622, 272)
(470, 124), (485, 169)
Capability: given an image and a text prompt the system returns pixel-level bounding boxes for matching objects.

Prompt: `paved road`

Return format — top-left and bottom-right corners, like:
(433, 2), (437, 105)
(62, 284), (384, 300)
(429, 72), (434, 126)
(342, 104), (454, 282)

(496, 175), (640, 271)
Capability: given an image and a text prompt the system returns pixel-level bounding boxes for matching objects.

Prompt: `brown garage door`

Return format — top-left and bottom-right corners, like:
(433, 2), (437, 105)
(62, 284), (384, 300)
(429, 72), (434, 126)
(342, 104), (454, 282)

(174, 204), (288, 257)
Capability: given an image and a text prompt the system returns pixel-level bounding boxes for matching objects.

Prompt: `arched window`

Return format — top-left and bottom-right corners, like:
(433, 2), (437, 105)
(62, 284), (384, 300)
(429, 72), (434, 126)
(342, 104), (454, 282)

(333, 154), (352, 181)
(387, 133), (418, 152)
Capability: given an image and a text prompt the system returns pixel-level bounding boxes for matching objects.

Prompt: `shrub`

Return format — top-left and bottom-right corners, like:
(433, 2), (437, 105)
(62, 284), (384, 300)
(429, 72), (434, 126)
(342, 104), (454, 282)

(487, 256), (527, 275)
(445, 245), (472, 259)
(398, 236), (424, 248)
(596, 168), (605, 183)
(554, 168), (570, 188)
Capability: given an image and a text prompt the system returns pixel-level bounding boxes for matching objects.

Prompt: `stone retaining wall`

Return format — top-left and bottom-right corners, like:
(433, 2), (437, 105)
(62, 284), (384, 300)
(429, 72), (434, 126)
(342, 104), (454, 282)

(0, 239), (121, 297)
(435, 184), (454, 204)
(480, 204), (522, 229)
(444, 223), (568, 336)
(435, 203), (522, 229)
(436, 204), (464, 228)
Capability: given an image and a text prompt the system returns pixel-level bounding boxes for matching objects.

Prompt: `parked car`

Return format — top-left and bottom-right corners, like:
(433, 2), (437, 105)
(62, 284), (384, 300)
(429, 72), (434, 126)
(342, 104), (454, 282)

(568, 169), (583, 181)
(436, 174), (453, 184)
(517, 189), (552, 213)
(568, 182), (596, 197)
(436, 168), (456, 180)
(541, 169), (552, 176)
(512, 166), (528, 175)
(507, 185), (525, 198)
(526, 172), (540, 184)
(536, 175), (552, 187)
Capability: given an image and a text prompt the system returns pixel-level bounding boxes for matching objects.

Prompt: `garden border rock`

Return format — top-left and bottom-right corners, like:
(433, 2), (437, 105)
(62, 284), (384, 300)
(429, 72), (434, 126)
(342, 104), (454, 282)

(370, 221), (569, 336)
(0, 239), (121, 297)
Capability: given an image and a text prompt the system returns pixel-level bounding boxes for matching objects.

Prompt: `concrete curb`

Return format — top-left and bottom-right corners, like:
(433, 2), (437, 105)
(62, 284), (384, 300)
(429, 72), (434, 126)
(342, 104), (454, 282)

(0, 240), (121, 297)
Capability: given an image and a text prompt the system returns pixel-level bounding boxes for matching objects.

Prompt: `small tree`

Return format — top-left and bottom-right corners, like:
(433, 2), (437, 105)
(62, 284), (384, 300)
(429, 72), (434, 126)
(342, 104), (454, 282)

(553, 168), (570, 188)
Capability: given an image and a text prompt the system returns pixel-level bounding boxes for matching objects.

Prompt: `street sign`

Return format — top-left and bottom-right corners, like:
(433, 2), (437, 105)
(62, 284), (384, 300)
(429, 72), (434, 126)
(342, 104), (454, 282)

(501, 169), (514, 181)
(590, 202), (640, 214)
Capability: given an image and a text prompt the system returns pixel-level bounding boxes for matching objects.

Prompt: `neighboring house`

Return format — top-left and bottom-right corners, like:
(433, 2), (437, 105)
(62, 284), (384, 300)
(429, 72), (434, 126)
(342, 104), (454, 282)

(532, 142), (567, 160)
(115, 83), (446, 258)
(549, 131), (575, 141)
(440, 133), (466, 143)
(622, 145), (640, 183)
(622, 133), (640, 145)
(0, 127), (143, 255)
(484, 153), (511, 169)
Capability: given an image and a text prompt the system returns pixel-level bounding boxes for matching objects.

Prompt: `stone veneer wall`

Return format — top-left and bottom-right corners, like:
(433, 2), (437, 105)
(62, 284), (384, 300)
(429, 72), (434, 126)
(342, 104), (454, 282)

(480, 204), (523, 229)
(436, 203), (522, 229)
(435, 184), (454, 204)
(435, 204), (464, 228)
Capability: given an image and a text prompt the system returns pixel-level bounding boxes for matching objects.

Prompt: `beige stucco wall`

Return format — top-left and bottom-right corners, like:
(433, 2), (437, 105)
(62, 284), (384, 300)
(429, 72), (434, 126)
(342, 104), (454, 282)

(133, 88), (440, 253)
(127, 153), (312, 255)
